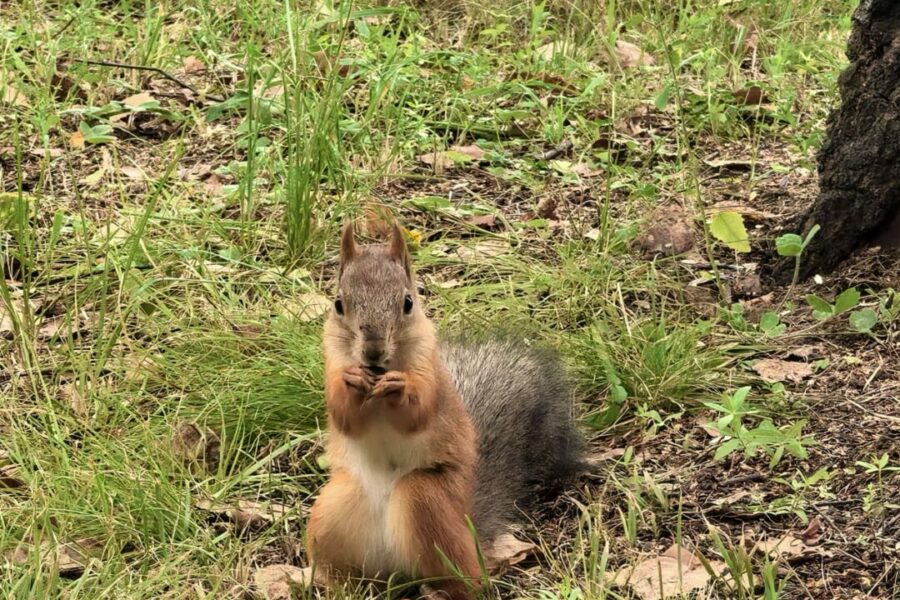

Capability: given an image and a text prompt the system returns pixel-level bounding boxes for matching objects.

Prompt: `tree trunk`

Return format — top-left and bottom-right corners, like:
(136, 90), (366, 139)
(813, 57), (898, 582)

(796, 0), (900, 279)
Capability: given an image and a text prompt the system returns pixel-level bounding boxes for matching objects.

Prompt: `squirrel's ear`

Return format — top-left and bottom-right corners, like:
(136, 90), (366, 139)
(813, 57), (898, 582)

(388, 221), (412, 281)
(340, 221), (357, 266)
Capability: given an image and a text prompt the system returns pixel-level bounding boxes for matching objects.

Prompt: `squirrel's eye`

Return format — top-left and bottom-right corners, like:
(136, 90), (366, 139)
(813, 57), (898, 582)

(403, 294), (413, 315)
(334, 297), (344, 315)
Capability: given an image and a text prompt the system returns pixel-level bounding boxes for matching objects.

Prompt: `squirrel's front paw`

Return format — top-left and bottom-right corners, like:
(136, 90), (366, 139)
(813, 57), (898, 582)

(342, 365), (376, 403)
(370, 371), (409, 407)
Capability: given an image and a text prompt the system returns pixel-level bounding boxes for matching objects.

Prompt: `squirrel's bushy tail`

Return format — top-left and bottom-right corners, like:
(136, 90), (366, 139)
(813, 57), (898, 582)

(440, 338), (583, 541)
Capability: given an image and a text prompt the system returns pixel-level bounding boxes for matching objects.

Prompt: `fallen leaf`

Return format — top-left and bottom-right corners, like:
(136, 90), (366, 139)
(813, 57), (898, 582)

(197, 498), (290, 530)
(481, 533), (536, 572)
(752, 358), (814, 383)
(59, 383), (90, 419)
(615, 40), (655, 68)
(120, 166), (145, 181)
(733, 86), (769, 106)
(2, 84), (30, 108)
(612, 544), (726, 600)
(636, 205), (694, 257)
(454, 239), (508, 260)
(709, 201), (777, 222)
(183, 56), (205, 73)
(283, 292), (331, 322)
(362, 205), (394, 239)
(0, 299), (22, 336)
(800, 516), (823, 545)
(703, 158), (754, 172)
(0, 464), (24, 489)
(734, 274), (762, 297)
(172, 422), (221, 471)
(417, 149), (477, 172)
(586, 447), (627, 465)
(79, 166), (106, 187)
(6, 538), (104, 576)
(786, 345), (823, 360)
(536, 41), (572, 61)
(711, 488), (754, 507)
(449, 144), (486, 161)
(68, 130), (85, 149)
(253, 564), (313, 600)
(123, 92), (155, 108)
(753, 531), (834, 561)
(536, 195), (558, 219)
(467, 214), (499, 230)
(550, 160), (602, 178)
(709, 210), (750, 253)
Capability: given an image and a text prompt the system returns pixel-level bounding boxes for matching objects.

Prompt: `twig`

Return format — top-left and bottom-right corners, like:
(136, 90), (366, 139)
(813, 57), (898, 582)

(71, 59), (225, 103)
(534, 138), (573, 161)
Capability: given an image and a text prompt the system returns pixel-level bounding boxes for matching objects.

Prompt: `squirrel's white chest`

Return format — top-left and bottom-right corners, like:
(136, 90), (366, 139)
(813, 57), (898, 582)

(341, 421), (432, 575)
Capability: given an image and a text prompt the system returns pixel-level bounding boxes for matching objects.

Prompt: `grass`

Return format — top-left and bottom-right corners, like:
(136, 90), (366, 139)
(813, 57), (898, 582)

(4, 0), (894, 598)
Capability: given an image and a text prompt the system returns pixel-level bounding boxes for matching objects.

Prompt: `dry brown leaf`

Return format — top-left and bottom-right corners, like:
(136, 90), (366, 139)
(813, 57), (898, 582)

(123, 92), (155, 107)
(283, 292), (331, 322)
(183, 56), (205, 73)
(752, 358), (813, 383)
(68, 130), (85, 149)
(536, 41), (572, 61)
(586, 447), (627, 466)
(733, 86), (769, 106)
(615, 40), (655, 68)
(3, 84), (30, 108)
(709, 201), (777, 222)
(7, 538), (104, 576)
(59, 383), (90, 419)
(454, 239), (508, 260)
(536, 195), (558, 219)
(612, 544), (726, 600)
(197, 498), (289, 530)
(703, 158), (754, 172)
(636, 205), (694, 257)
(0, 464), (24, 489)
(449, 144), (486, 161)
(482, 532), (536, 572)
(172, 422), (221, 470)
(753, 531), (834, 561)
(120, 166), (145, 181)
(416, 151), (453, 172)
(786, 345), (823, 360)
(252, 564), (313, 599)
(0, 300), (21, 336)
(467, 214), (499, 230)
(711, 488), (755, 507)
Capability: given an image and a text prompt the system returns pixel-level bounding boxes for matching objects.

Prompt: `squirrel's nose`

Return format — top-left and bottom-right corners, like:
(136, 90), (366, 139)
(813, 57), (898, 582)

(363, 344), (384, 365)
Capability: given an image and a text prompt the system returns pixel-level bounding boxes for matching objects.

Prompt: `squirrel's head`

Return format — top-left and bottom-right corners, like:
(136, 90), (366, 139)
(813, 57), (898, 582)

(326, 220), (427, 372)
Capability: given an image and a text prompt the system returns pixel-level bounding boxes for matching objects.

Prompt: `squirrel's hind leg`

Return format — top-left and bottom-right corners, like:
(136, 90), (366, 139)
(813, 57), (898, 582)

(306, 470), (371, 583)
(390, 471), (480, 600)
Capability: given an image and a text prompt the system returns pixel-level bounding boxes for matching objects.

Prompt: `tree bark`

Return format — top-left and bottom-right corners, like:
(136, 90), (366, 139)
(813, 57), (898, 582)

(796, 0), (900, 278)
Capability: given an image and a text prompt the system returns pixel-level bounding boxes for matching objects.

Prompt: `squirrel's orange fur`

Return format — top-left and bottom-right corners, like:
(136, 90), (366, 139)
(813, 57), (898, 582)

(307, 222), (479, 599)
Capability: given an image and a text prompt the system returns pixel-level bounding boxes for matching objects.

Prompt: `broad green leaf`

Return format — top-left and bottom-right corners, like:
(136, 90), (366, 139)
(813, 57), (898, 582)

(759, 311), (785, 336)
(709, 211), (750, 253)
(714, 438), (743, 461)
(834, 287), (860, 314)
(775, 233), (803, 257)
(849, 308), (877, 333)
(655, 82), (672, 110)
(805, 294), (833, 319)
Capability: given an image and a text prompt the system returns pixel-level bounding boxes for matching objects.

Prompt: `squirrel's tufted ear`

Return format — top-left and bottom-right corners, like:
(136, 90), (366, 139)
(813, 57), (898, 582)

(340, 221), (357, 267)
(388, 221), (412, 281)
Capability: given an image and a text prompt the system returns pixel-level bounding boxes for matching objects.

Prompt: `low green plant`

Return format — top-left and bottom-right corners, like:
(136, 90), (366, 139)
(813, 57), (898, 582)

(705, 387), (815, 468)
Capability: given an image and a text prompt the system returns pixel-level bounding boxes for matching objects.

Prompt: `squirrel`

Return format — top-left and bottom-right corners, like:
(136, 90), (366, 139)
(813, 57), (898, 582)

(306, 221), (582, 599)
